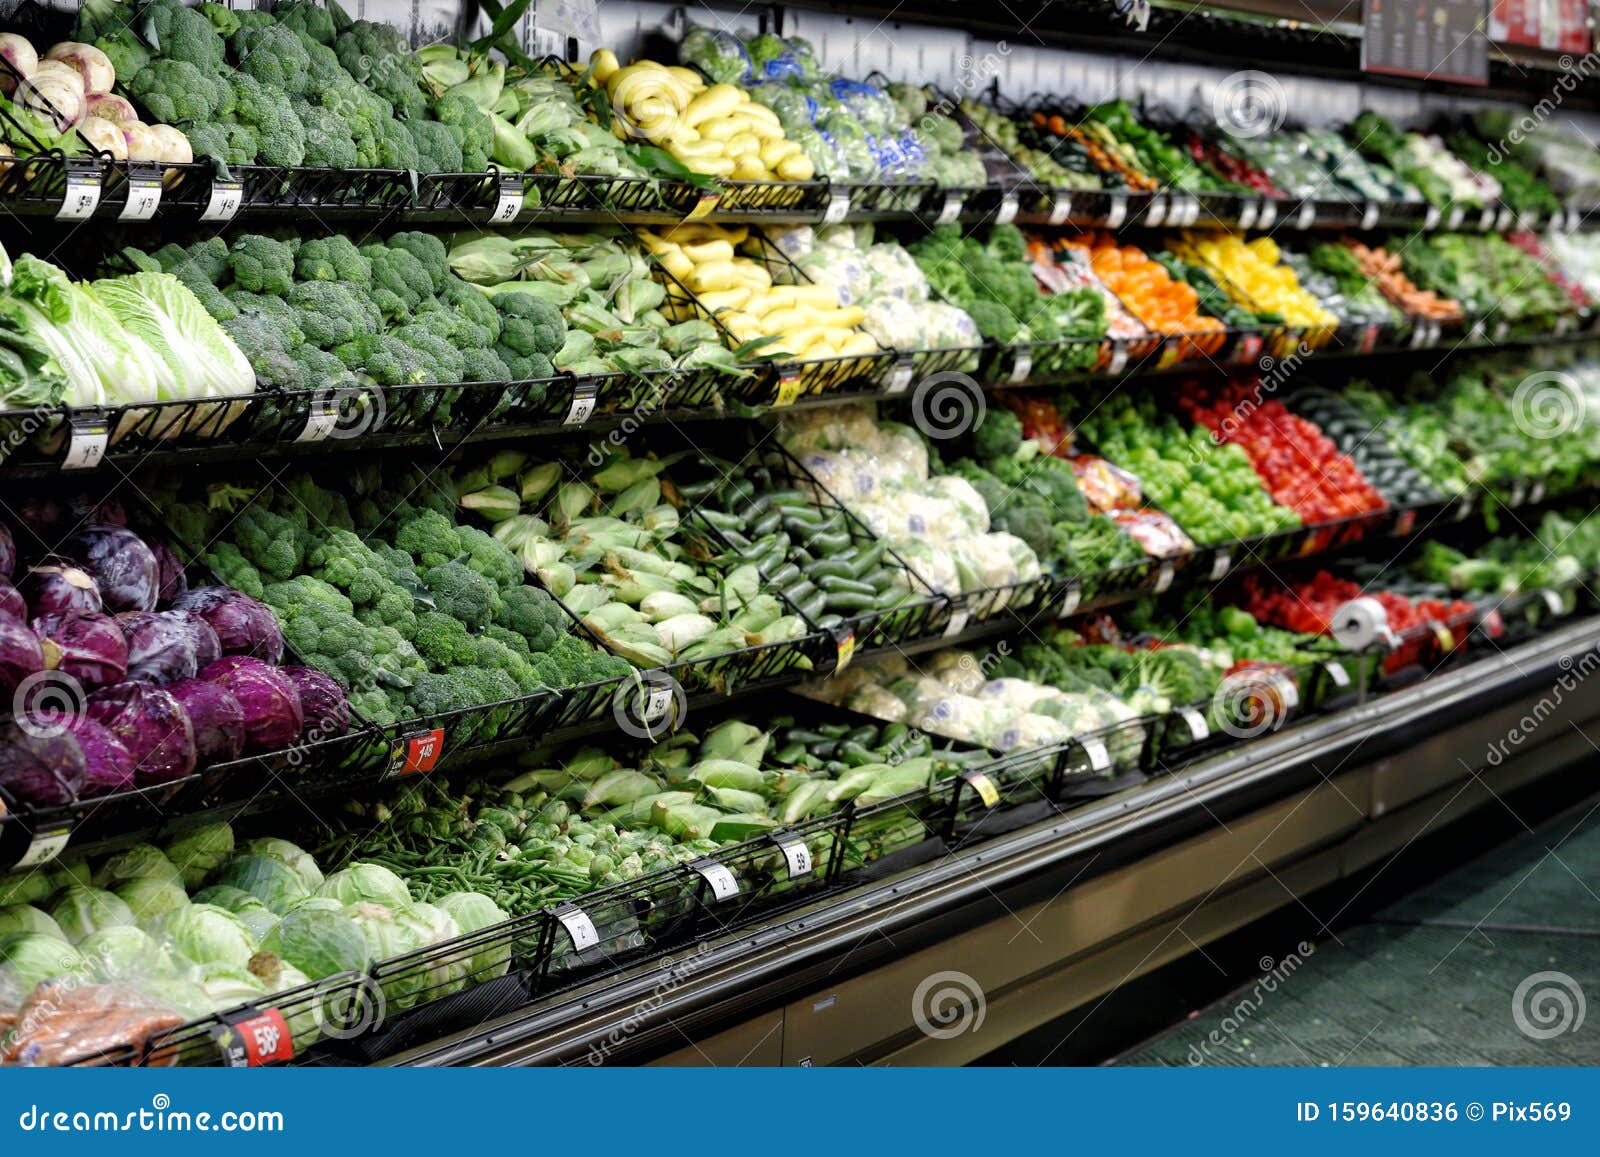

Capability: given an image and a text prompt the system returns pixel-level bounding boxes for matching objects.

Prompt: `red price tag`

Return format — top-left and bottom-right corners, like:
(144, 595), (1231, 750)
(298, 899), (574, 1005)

(389, 728), (445, 777)
(212, 1007), (293, 1067)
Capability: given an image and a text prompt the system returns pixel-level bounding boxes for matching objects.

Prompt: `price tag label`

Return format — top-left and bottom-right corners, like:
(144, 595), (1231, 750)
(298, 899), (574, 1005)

(772, 833), (814, 879)
(1509, 479), (1528, 507)
(692, 859), (740, 901)
(1059, 584), (1081, 617)
(1256, 199), (1278, 229)
(1177, 706), (1210, 743)
(1567, 207), (1583, 231)
(1079, 735), (1111, 772)
(641, 684), (673, 724)
(387, 727), (445, 777)
(1237, 199), (1259, 230)
(118, 163), (162, 221)
(1520, 211), (1540, 232)
(1469, 317), (1487, 342)
(62, 412), (109, 471)
(563, 379), (599, 426)
(1528, 480), (1546, 505)
(885, 357), (914, 395)
(1361, 201), (1380, 230)
(994, 190), (1019, 225)
(1392, 509), (1416, 536)
(1274, 673), (1300, 710)
(1105, 193), (1128, 229)
(683, 191), (722, 221)
(1360, 323), (1380, 354)
(12, 823), (72, 870)
(935, 192), (963, 226)
(200, 178), (244, 222)
(1495, 206), (1513, 232)
(1453, 492), (1475, 521)
(57, 160), (102, 220)
(554, 905), (600, 952)
(212, 1007), (293, 1068)
(1409, 323), (1428, 349)
(296, 393), (339, 443)
(1539, 588), (1565, 617)
(1209, 549), (1231, 582)
(1556, 315), (1575, 336)
(488, 174), (524, 224)
(961, 769), (1000, 808)
(1493, 320), (1509, 342)
(1144, 194), (1168, 227)
(1477, 206), (1496, 232)
(1295, 201), (1316, 230)
(1429, 621), (1455, 653)
(1153, 561), (1174, 593)
(773, 367), (803, 408)
(1177, 195), (1201, 225)
(1423, 204), (1442, 230)
(1323, 661), (1350, 689)
(831, 626), (855, 675)
(943, 607), (971, 638)
(823, 189), (851, 224)
(1008, 349), (1032, 383)
(1448, 205), (1468, 231)
(1049, 193), (1074, 225)
(1107, 344), (1129, 374)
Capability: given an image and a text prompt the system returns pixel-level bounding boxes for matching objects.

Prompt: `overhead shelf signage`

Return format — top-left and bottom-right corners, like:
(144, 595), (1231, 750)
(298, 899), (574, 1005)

(1363, 0), (1490, 86)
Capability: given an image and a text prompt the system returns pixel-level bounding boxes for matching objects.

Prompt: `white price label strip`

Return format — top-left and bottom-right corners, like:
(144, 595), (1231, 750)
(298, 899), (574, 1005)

(118, 163), (162, 221)
(200, 178), (244, 222)
(773, 834), (814, 879)
(1079, 736), (1111, 773)
(1153, 562), (1174, 593)
(1274, 674), (1300, 709)
(1178, 707), (1210, 743)
(1008, 349), (1032, 383)
(554, 906), (599, 952)
(1495, 206), (1513, 232)
(1454, 493), (1474, 521)
(1509, 480), (1528, 506)
(1209, 549), (1231, 582)
(1144, 194), (1167, 226)
(1446, 205), (1466, 230)
(1256, 199), (1277, 229)
(296, 394), (339, 443)
(642, 685), (673, 724)
(1059, 584), (1081, 617)
(994, 191), (1019, 225)
(58, 162), (102, 220)
(1361, 201), (1380, 230)
(693, 859), (740, 901)
(823, 189), (851, 224)
(1477, 206), (1496, 231)
(1423, 204), (1442, 230)
(885, 358), (914, 395)
(14, 825), (72, 870)
(1105, 193), (1128, 229)
(1107, 345), (1129, 375)
(1539, 589), (1565, 616)
(1048, 193), (1073, 225)
(935, 193), (963, 225)
(1237, 199), (1259, 230)
(62, 413), (109, 471)
(1528, 480), (1545, 504)
(489, 175), (524, 224)
(563, 380), (599, 426)
(943, 607), (971, 638)
(1323, 661), (1350, 689)
(1295, 201), (1316, 230)
(1178, 195), (1201, 225)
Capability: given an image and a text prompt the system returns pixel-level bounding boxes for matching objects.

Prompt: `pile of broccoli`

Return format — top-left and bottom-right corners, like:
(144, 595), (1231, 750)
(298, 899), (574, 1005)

(76, 0), (488, 171)
(161, 465), (629, 735)
(125, 230), (565, 403)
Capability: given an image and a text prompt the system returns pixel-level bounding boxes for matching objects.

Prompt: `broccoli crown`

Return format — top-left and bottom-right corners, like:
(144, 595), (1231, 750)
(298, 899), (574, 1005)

(405, 118), (464, 174)
(334, 21), (427, 121)
(275, 1), (338, 45)
(126, 58), (232, 124)
(291, 345), (357, 390)
(229, 234), (297, 296)
(92, 30), (150, 81)
(412, 610), (477, 668)
(230, 25), (311, 95)
(226, 337), (306, 390)
(462, 346), (513, 384)
(439, 277), (502, 345)
(385, 233), (450, 294)
(393, 509), (462, 570)
(422, 561), (500, 630)
(197, 1), (240, 36)
(288, 280), (382, 349)
(225, 291), (306, 348)
(456, 524), (523, 589)
(393, 324), (466, 383)
(160, 237), (230, 284)
(372, 113), (422, 171)
(204, 542), (264, 600)
(295, 100), (360, 169)
(494, 583), (568, 654)
(432, 92), (494, 171)
(331, 334), (430, 386)
(233, 505), (307, 582)
(971, 407), (1024, 463)
(283, 473), (355, 533)
(295, 236), (373, 287)
(231, 74), (307, 167)
(357, 243), (434, 318)
(494, 294), (567, 357)
(144, 0), (227, 70)
(494, 349), (552, 383)
(170, 263), (237, 323)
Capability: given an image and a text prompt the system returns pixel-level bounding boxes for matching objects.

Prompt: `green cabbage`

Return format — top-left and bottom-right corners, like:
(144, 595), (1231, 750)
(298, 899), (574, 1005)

(315, 863), (410, 909)
(164, 823), (235, 890)
(77, 924), (175, 983)
(395, 902), (466, 1001)
(114, 877), (191, 927)
(0, 931), (83, 992)
(343, 902), (426, 1008)
(212, 855), (311, 915)
(245, 838), (324, 892)
(435, 892), (510, 981)
(193, 885), (280, 941)
(0, 872), (54, 909)
(259, 906), (370, 980)
(162, 903), (257, 970)
(49, 886), (135, 945)
(94, 843), (184, 890)
(0, 904), (67, 941)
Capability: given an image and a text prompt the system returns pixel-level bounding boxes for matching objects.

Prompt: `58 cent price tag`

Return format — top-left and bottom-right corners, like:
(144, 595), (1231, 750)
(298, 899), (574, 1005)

(692, 859), (740, 901)
(212, 1007), (293, 1068)
(772, 833), (814, 879)
(554, 904), (600, 952)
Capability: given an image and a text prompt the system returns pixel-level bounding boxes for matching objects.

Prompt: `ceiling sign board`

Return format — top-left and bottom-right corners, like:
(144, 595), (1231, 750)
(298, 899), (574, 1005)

(1363, 0), (1491, 85)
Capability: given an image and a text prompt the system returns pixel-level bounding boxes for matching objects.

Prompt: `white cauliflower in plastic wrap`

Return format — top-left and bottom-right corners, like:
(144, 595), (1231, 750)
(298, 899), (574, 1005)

(892, 538), (961, 594)
(845, 685), (909, 723)
(990, 712), (1075, 751)
(863, 243), (928, 302)
(796, 244), (872, 305)
(865, 423), (930, 483)
(862, 298), (922, 349)
(913, 692), (1014, 747)
(925, 302), (984, 348)
(796, 450), (861, 501)
(925, 475), (990, 534)
(976, 677), (1069, 714)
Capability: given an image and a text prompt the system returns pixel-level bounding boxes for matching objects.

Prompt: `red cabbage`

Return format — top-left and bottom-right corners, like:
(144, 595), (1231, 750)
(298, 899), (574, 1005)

(172, 587), (283, 664)
(0, 613), (45, 697)
(0, 579), (25, 622)
(167, 678), (246, 766)
(14, 499), (62, 538)
(164, 610), (221, 670)
(149, 540), (188, 604)
(63, 525), (159, 613)
(59, 715), (135, 797)
(0, 521), (13, 579)
(116, 612), (198, 685)
(22, 561), (102, 619)
(85, 683), (196, 786)
(0, 720), (85, 806)
(201, 657), (302, 753)
(31, 612), (128, 690)
(281, 666), (350, 740)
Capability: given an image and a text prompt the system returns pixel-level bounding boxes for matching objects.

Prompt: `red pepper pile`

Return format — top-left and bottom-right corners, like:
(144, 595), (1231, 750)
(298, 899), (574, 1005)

(1507, 231), (1591, 309)
(1177, 379), (1387, 522)
(1240, 571), (1473, 636)
(1185, 133), (1280, 195)
(1006, 395), (1073, 456)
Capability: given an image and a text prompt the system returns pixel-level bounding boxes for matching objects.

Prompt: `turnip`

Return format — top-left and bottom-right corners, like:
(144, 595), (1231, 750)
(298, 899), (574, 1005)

(85, 92), (137, 124)
(122, 120), (162, 163)
(0, 33), (38, 95)
(19, 63), (84, 129)
(76, 114), (128, 161)
(44, 42), (115, 96)
(148, 124), (192, 165)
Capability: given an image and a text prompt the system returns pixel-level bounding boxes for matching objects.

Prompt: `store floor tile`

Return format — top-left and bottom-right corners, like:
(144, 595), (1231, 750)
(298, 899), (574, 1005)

(1117, 802), (1600, 1067)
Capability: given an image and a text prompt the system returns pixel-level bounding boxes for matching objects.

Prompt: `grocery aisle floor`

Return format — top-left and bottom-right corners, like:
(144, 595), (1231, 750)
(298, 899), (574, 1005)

(1117, 801), (1600, 1066)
